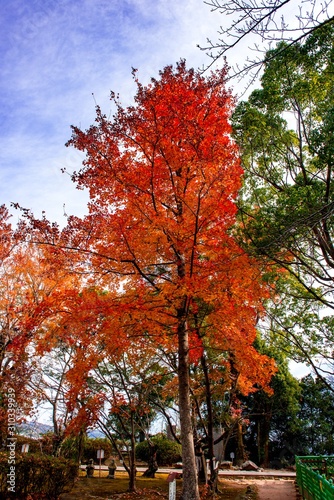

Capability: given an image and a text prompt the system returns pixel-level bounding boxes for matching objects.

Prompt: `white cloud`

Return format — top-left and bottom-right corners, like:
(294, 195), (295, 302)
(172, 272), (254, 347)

(289, 360), (311, 380)
(0, 0), (226, 225)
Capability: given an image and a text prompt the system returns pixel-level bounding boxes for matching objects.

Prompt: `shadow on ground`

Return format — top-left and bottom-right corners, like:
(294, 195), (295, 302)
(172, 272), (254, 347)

(59, 473), (258, 499)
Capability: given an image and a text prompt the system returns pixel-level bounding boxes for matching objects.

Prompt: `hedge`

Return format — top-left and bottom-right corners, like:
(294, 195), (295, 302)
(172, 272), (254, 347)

(0, 452), (78, 499)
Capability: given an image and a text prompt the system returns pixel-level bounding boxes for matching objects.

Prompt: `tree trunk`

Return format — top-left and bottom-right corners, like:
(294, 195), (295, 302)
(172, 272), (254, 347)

(201, 353), (219, 492)
(258, 410), (271, 467)
(128, 413), (137, 492)
(142, 441), (158, 478)
(178, 311), (200, 500)
(236, 421), (246, 464)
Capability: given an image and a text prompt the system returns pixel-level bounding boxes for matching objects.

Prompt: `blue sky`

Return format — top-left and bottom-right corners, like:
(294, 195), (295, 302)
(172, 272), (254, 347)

(1, 1), (332, 228)
(0, 0), (224, 225)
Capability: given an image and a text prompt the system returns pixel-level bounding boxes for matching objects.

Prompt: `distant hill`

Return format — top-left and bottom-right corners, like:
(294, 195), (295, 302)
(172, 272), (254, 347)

(87, 429), (105, 438)
(18, 421), (52, 438)
(18, 421), (104, 439)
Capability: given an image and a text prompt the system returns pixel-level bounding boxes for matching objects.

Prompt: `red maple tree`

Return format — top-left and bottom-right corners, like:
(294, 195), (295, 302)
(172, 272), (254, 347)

(24, 61), (276, 498)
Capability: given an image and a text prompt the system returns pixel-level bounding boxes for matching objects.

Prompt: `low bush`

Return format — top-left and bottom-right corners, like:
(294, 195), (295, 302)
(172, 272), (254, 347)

(0, 451), (78, 499)
(136, 436), (182, 466)
(11, 435), (41, 454)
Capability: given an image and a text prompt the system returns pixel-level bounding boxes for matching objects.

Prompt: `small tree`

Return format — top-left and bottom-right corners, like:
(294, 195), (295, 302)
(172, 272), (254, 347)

(88, 344), (170, 489)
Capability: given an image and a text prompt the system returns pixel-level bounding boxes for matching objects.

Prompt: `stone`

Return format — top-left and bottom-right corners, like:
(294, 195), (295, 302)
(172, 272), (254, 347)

(219, 461), (233, 470)
(241, 460), (259, 471)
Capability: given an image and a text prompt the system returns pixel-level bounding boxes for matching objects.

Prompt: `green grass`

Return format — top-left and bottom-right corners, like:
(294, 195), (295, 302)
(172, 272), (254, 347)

(59, 471), (257, 499)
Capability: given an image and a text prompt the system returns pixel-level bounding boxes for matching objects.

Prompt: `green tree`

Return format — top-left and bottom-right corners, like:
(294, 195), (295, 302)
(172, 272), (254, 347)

(297, 375), (334, 455)
(232, 22), (334, 385)
(242, 343), (301, 466)
(136, 435), (182, 466)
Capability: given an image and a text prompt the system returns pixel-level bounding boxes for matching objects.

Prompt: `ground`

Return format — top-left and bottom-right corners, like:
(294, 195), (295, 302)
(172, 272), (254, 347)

(232, 479), (297, 500)
(59, 471), (298, 499)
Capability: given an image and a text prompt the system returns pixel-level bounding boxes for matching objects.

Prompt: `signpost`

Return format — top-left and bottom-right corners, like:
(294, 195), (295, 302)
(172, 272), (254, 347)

(167, 472), (180, 500)
(169, 479), (176, 500)
(230, 452), (235, 465)
(97, 449), (104, 477)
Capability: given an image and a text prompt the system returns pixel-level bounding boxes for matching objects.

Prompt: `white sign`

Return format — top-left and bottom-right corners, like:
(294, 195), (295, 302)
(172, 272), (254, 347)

(97, 449), (104, 459)
(169, 479), (176, 500)
(230, 452), (235, 459)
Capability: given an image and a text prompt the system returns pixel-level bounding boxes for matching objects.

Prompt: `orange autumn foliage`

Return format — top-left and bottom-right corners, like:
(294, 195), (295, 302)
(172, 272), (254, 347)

(60, 61), (273, 372)
(0, 206), (86, 441)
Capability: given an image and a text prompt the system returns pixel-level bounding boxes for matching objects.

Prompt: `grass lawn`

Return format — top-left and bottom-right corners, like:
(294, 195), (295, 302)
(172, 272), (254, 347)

(59, 470), (257, 499)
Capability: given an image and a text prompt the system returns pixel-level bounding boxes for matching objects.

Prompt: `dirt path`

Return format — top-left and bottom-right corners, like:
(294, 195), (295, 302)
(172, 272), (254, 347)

(255, 479), (297, 499)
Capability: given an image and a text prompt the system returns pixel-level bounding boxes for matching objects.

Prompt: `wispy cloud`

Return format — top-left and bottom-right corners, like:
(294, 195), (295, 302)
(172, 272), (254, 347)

(0, 0), (220, 225)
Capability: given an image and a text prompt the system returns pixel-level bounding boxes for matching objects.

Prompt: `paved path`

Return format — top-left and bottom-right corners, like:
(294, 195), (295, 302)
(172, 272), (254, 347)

(218, 469), (296, 480)
(81, 465), (296, 480)
(255, 479), (297, 499)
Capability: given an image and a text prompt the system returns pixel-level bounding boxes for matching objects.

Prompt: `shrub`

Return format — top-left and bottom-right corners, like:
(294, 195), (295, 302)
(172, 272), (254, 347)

(136, 436), (182, 466)
(0, 452), (78, 499)
(39, 432), (60, 456)
(12, 435), (41, 454)
(82, 437), (113, 464)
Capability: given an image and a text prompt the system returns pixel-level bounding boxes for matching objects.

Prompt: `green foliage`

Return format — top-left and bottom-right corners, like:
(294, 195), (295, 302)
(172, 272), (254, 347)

(297, 375), (334, 455)
(136, 436), (182, 466)
(232, 21), (334, 381)
(242, 343), (301, 465)
(233, 21), (334, 267)
(243, 349), (334, 464)
(0, 452), (77, 499)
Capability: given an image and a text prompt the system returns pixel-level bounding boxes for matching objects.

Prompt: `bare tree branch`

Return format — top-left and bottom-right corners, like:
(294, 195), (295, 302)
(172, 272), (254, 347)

(200, 0), (334, 84)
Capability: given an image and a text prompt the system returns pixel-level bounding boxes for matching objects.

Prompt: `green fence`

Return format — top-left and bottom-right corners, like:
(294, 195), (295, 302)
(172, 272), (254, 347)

(295, 456), (334, 500)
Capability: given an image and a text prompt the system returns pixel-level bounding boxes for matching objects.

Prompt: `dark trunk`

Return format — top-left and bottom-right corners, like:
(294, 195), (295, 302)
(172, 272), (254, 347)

(142, 442), (158, 478)
(128, 413), (137, 491)
(257, 410), (271, 467)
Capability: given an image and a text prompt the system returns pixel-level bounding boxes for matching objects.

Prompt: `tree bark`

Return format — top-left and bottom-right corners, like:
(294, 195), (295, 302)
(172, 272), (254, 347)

(178, 310), (200, 500)
(128, 413), (137, 492)
(142, 441), (158, 478)
(236, 420), (246, 464)
(257, 410), (271, 467)
(201, 353), (219, 492)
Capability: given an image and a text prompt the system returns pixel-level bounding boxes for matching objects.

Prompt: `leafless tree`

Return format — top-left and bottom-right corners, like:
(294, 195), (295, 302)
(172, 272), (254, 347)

(200, 0), (334, 83)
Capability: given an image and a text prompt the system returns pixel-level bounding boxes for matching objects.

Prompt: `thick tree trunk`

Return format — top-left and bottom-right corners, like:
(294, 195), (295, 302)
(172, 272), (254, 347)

(236, 421), (246, 464)
(178, 313), (200, 500)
